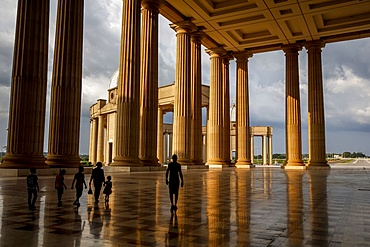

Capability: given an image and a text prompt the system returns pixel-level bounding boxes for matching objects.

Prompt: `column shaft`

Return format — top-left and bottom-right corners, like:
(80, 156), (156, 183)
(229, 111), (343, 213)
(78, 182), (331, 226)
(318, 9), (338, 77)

(222, 57), (232, 165)
(1, 0), (50, 168)
(235, 53), (252, 166)
(283, 45), (304, 167)
(90, 118), (98, 164)
(269, 135), (273, 165)
(157, 108), (164, 164)
(113, 0), (141, 166)
(250, 135), (254, 164)
(305, 41), (329, 167)
(96, 116), (105, 163)
(262, 135), (268, 165)
(191, 33), (203, 165)
(171, 23), (193, 165)
(139, 0), (160, 166)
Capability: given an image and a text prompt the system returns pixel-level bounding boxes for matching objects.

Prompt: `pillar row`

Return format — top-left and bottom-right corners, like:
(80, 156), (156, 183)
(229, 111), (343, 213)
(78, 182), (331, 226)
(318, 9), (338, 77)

(222, 56), (233, 166)
(157, 108), (164, 164)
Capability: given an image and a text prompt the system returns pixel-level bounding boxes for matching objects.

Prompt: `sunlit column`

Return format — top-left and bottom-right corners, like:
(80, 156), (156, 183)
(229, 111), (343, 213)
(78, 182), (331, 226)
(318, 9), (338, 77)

(113, 0), (141, 166)
(250, 135), (254, 164)
(139, 0), (160, 166)
(305, 41), (329, 168)
(191, 32), (203, 165)
(206, 48), (226, 166)
(222, 55), (233, 166)
(157, 108), (163, 164)
(171, 22), (193, 165)
(96, 116), (105, 163)
(235, 52), (253, 167)
(46, 0), (84, 168)
(282, 45), (304, 168)
(262, 135), (267, 165)
(268, 135), (273, 165)
(1, 0), (50, 168)
(90, 118), (98, 164)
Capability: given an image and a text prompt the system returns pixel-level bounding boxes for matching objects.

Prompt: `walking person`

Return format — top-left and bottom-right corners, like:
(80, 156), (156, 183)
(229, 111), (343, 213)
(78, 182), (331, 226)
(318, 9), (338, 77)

(71, 165), (87, 206)
(26, 168), (39, 210)
(165, 154), (184, 213)
(89, 162), (105, 204)
(55, 169), (67, 207)
(103, 175), (113, 204)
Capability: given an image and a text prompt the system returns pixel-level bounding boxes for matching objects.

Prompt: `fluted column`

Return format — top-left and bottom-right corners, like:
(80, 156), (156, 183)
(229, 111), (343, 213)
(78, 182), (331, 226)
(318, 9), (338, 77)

(235, 53), (253, 167)
(96, 116), (105, 163)
(305, 41), (329, 168)
(250, 136), (254, 164)
(191, 32), (203, 165)
(222, 56), (233, 166)
(282, 45), (304, 168)
(1, 0), (49, 168)
(46, 0), (84, 167)
(157, 108), (164, 164)
(113, 0), (141, 166)
(262, 135), (268, 165)
(206, 49), (225, 166)
(171, 22), (193, 166)
(90, 118), (98, 164)
(268, 135), (273, 165)
(139, 0), (160, 166)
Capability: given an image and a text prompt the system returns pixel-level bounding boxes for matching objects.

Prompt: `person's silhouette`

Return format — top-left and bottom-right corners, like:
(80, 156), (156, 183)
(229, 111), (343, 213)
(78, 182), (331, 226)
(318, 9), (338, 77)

(165, 154), (184, 212)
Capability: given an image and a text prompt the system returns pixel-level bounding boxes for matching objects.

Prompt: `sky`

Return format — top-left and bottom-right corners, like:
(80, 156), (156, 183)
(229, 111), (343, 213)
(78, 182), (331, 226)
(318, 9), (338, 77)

(1, 0), (370, 156)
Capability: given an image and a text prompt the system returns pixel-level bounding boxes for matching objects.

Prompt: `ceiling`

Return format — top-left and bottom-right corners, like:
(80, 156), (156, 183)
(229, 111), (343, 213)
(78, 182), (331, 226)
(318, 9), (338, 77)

(160, 0), (370, 53)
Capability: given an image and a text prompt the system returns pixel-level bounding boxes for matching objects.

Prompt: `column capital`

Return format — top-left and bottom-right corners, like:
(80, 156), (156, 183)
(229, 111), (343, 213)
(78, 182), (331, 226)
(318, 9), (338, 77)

(191, 31), (203, 43)
(205, 47), (227, 58)
(141, 0), (160, 13)
(281, 44), (302, 54)
(304, 40), (325, 52)
(234, 51), (253, 61)
(170, 21), (195, 34)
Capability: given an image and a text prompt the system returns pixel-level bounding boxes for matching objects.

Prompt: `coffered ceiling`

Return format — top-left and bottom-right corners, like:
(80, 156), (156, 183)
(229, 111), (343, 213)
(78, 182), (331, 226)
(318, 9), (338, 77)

(160, 0), (370, 53)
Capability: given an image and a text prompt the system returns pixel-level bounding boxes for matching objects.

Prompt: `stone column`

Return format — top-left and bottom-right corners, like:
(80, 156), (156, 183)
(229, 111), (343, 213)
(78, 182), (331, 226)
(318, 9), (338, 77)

(171, 22), (193, 166)
(282, 45), (304, 168)
(305, 41), (329, 168)
(113, 0), (141, 166)
(190, 32), (203, 165)
(139, 0), (160, 166)
(262, 135), (267, 165)
(96, 116), (105, 163)
(90, 118), (98, 164)
(268, 135), (273, 165)
(222, 56), (233, 166)
(157, 108), (164, 164)
(46, 0), (84, 167)
(235, 53), (253, 167)
(206, 49), (225, 166)
(1, 0), (50, 168)
(250, 135), (254, 164)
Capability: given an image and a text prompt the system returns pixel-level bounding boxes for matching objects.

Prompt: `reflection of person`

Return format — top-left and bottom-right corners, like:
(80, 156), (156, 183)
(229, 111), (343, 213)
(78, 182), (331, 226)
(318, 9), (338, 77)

(55, 169), (67, 207)
(103, 176), (112, 203)
(89, 162), (105, 203)
(71, 166), (88, 206)
(165, 154), (184, 212)
(26, 168), (39, 210)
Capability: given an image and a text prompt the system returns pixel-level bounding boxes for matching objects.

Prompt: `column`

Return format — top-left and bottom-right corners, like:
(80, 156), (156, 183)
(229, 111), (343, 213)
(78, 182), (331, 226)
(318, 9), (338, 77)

(262, 135), (267, 165)
(113, 0), (141, 166)
(235, 52), (253, 167)
(222, 56), (233, 166)
(157, 108), (164, 164)
(96, 116), (105, 163)
(268, 135), (273, 165)
(206, 48), (226, 166)
(282, 45), (304, 168)
(90, 118), (98, 164)
(139, 0), (160, 166)
(46, 0), (84, 167)
(171, 22), (193, 166)
(163, 132), (168, 163)
(190, 32), (203, 165)
(1, 0), (50, 168)
(305, 41), (329, 168)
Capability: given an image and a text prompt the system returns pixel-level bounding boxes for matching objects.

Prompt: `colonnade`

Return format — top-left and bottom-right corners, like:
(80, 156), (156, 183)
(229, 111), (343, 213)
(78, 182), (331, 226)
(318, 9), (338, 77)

(2, 0), (329, 169)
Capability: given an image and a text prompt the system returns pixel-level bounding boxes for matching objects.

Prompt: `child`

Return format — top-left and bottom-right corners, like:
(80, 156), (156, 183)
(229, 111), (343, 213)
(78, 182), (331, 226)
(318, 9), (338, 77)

(55, 169), (67, 207)
(71, 166), (87, 206)
(26, 168), (39, 210)
(103, 176), (112, 203)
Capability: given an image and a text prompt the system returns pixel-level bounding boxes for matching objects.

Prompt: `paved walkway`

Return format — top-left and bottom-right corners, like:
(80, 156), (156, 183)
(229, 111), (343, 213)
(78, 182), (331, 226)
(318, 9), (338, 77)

(1, 160), (370, 246)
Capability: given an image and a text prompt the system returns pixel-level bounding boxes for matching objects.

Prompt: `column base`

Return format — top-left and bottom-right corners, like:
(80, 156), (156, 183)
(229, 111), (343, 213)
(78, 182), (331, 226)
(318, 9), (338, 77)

(192, 159), (204, 166)
(112, 156), (142, 167)
(177, 158), (193, 166)
(236, 164), (255, 169)
(306, 164), (331, 170)
(46, 154), (81, 168)
(140, 157), (161, 166)
(283, 165), (307, 170)
(0, 154), (48, 169)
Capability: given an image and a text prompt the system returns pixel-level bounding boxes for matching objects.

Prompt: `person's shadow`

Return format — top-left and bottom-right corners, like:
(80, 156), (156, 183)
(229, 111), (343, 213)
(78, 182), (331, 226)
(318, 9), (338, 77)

(88, 204), (103, 239)
(73, 208), (85, 246)
(165, 212), (179, 246)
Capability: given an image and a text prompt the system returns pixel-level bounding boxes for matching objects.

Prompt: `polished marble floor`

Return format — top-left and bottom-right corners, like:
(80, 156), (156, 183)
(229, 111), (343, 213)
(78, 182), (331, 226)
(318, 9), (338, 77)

(1, 160), (370, 246)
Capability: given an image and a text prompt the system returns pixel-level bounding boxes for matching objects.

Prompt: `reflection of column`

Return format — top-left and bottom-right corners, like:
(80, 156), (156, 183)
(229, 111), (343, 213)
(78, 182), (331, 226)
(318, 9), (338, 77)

(47, 0), (84, 168)
(90, 118), (98, 164)
(113, 0), (141, 166)
(206, 49), (225, 166)
(235, 52), (253, 167)
(250, 136), (254, 164)
(171, 22), (193, 165)
(262, 135), (267, 165)
(268, 135), (273, 165)
(222, 56), (232, 166)
(97, 116), (105, 163)
(305, 41), (329, 168)
(1, 0), (50, 168)
(236, 170), (251, 243)
(191, 32), (203, 165)
(285, 171), (304, 244)
(283, 45), (304, 168)
(157, 108), (163, 164)
(140, 0), (159, 166)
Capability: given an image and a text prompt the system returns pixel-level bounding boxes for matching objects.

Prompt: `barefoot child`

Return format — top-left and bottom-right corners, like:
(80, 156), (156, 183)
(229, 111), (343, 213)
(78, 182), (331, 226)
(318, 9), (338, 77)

(55, 169), (67, 207)
(103, 176), (112, 203)
(71, 166), (87, 206)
